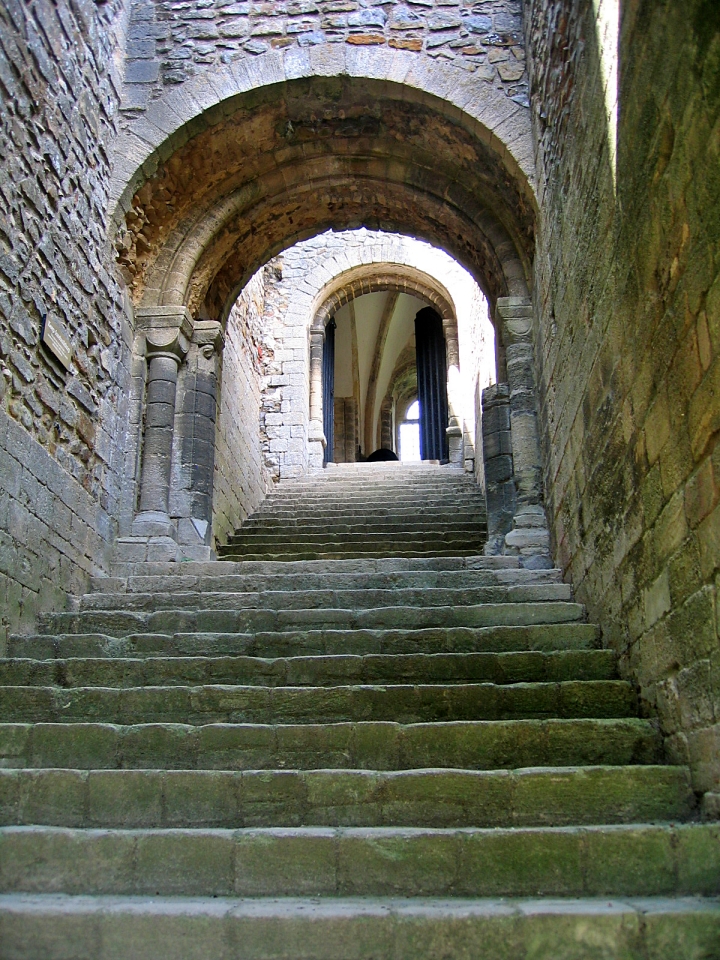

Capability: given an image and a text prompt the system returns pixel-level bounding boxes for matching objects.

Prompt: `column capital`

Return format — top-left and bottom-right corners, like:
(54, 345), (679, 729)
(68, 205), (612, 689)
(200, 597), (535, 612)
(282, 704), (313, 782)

(496, 297), (533, 347)
(192, 320), (225, 359)
(136, 306), (194, 361)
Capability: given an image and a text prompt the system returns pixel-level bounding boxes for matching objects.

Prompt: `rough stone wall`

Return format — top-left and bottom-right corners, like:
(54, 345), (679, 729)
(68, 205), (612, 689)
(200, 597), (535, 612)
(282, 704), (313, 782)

(120, 0), (528, 114)
(0, 0), (130, 637)
(527, 0), (720, 801)
(213, 267), (270, 545)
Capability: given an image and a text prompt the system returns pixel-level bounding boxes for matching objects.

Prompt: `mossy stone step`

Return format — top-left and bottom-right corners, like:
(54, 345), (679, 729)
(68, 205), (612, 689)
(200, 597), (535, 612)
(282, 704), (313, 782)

(79, 583), (573, 613)
(0, 765), (694, 829)
(0, 679), (637, 725)
(2, 893), (718, 960)
(89, 567), (563, 595)
(1, 823), (717, 898)
(0, 718), (663, 771)
(9, 622), (602, 660)
(38, 601), (587, 639)
(0, 649), (617, 689)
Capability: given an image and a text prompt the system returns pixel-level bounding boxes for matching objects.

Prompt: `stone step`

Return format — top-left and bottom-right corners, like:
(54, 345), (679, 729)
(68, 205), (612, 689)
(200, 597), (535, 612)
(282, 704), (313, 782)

(0, 823), (717, 898)
(0, 718), (662, 771)
(217, 547), (487, 562)
(0, 766), (694, 829)
(89, 567), (563, 595)
(37, 601), (587, 639)
(9, 622), (601, 660)
(0, 650), (617, 689)
(2, 893), (718, 960)
(107, 556), (523, 578)
(0, 680), (637, 725)
(248, 506), (487, 519)
(235, 520), (486, 535)
(78, 583), (574, 613)
(225, 531), (486, 545)
(250, 500), (485, 514)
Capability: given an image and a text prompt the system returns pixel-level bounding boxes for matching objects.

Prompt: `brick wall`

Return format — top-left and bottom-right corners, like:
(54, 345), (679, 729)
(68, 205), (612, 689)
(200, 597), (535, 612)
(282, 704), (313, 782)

(527, 0), (720, 801)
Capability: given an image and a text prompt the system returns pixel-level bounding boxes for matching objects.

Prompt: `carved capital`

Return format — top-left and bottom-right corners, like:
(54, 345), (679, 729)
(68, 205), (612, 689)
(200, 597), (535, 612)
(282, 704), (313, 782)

(496, 297), (534, 347)
(136, 306), (194, 362)
(192, 320), (225, 359)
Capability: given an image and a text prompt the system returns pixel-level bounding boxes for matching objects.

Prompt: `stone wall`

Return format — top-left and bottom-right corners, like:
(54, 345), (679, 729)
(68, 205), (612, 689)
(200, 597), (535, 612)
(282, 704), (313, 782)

(120, 0), (528, 115)
(0, 0), (131, 635)
(0, 408), (115, 654)
(213, 267), (271, 546)
(526, 0), (720, 803)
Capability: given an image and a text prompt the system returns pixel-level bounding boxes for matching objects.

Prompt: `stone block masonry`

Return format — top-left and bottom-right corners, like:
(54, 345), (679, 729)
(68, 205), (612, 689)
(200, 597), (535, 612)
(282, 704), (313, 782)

(213, 267), (272, 547)
(0, 407), (114, 655)
(0, 1), (133, 635)
(120, 0), (528, 116)
(526, 0), (720, 800)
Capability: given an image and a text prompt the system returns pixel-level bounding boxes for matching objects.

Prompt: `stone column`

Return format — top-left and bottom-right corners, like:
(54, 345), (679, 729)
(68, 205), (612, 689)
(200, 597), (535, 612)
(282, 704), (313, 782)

(308, 327), (326, 467)
(173, 320), (224, 558)
(481, 382), (517, 554)
(131, 307), (193, 539)
(443, 317), (463, 465)
(496, 297), (551, 566)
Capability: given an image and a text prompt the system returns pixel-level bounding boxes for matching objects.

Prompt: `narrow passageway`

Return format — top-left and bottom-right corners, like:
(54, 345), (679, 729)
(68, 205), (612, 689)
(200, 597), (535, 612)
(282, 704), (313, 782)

(1, 0), (718, 952)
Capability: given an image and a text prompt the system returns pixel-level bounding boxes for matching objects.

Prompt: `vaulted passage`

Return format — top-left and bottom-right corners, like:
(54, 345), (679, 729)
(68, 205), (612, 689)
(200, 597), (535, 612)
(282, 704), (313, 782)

(1, 0), (719, 953)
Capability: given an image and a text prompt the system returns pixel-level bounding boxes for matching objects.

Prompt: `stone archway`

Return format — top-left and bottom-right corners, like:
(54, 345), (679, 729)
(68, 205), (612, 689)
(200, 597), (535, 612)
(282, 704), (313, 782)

(110, 61), (544, 563)
(308, 265), (461, 468)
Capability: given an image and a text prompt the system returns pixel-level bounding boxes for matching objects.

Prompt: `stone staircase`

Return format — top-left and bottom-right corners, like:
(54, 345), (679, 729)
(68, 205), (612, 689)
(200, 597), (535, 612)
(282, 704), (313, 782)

(217, 461), (488, 561)
(0, 463), (718, 958)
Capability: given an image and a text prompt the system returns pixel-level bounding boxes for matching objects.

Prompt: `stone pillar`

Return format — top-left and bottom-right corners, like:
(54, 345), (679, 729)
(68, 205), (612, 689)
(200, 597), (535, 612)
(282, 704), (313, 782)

(308, 327), (325, 467)
(443, 317), (463, 465)
(380, 397), (393, 451)
(131, 307), (193, 539)
(496, 297), (551, 567)
(481, 382), (517, 554)
(173, 320), (224, 559)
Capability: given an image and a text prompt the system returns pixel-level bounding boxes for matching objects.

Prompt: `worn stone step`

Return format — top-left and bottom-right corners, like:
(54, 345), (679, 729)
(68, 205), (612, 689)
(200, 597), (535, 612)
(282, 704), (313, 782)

(108, 556), (522, 579)
(0, 680), (637, 725)
(236, 510), (485, 539)
(37, 601), (587, 639)
(78, 583), (573, 613)
(89, 567), (563, 595)
(9, 622), (601, 660)
(0, 650), (617, 689)
(226, 531), (486, 546)
(2, 894), (718, 960)
(251, 500), (485, 511)
(217, 547), (487, 562)
(248, 507), (487, 521)
(0, 766), (694, 829)
(0, 823), (717, 898)
(0, 718), (662, 771)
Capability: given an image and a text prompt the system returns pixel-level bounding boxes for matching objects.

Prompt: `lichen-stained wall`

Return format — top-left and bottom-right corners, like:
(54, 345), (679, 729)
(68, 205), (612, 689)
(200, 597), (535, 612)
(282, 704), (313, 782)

(0, 0), (131, 647)
(526, 0), (720, 801)
(213, 266), (271, 546)
(120, 0), (528, 115)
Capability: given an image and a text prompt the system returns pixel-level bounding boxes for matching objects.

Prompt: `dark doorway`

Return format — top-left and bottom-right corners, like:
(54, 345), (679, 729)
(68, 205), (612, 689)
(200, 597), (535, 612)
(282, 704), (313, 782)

(322, 318), (336, 465)
(414, 307), (449, 461)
